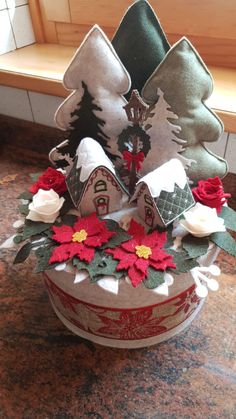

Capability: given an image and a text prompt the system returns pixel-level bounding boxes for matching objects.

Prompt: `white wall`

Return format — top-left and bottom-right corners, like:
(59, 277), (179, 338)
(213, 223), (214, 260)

(0, 0), (35, 54)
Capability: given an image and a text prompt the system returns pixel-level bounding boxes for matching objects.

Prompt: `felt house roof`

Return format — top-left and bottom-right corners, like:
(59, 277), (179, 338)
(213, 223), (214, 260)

(66, 138), (129, 208)
(131, 159), (188, 202)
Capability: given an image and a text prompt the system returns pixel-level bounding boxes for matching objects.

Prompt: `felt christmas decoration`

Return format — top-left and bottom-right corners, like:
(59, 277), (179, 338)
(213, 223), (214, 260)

(142, 37), (228, 184)
(66, 138), (129, 216)
(131, 159), (195, 228)
(112, 0), (170, 98)
(49, 213), (115, 265)
(140, 87), (189, 176)
(53, 25), (131, 166)
(106, 219), (176, 288)
(117, 90), (151, 194)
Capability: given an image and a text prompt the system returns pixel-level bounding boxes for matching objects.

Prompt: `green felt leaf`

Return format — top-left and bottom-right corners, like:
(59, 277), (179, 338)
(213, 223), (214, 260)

(59, 192), (75, 216)
(19, 204), (29, 216)
(73, 253), (123, 282)
(13, 242), (32, 264)
(168, 249), (199, 273)
(34, 243), (57, 273)
(182, 235), (209, 259)
(220, 206), (236, 232)
(13, 235), (24, 244)
(18, 191), (33, 201)
(102, 220), (131, 249)
(61, 214), (78, 226)
(163, 225), (174, 249)
(30, 172), (42, 182)
(22, 220), (52, 240)
(144, 268), (165, 289)
(210, 231), (236, 257)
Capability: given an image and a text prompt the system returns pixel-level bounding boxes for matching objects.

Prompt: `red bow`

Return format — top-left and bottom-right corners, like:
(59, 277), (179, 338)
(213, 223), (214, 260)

(123, 151), (145, 172)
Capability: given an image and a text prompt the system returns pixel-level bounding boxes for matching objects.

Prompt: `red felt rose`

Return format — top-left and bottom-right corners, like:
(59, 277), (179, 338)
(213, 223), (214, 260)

(29, 167), (67, 195)
(192, 177), (231, 213)
(49, 212), (115, 265)
(106, 220), (176, 288)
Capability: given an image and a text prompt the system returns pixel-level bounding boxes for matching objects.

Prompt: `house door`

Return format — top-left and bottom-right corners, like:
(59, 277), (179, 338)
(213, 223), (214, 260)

(93, 195), (110, 216)
(145, 206), (154, 228)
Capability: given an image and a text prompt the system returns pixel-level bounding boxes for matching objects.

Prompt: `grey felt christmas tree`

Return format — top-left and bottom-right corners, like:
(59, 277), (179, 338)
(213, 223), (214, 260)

(142, 38), (228, 184)
(53, 25), (131, 164)
(112, 0), (170, 99)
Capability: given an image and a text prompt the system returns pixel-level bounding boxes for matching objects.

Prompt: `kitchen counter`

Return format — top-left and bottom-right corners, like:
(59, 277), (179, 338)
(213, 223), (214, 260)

(0, 138), (236, 419)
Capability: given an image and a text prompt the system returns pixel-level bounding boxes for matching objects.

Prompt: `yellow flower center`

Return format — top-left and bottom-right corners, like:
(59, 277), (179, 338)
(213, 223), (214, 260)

(72, 229), (88, 243)
(135, 245), (152, 259)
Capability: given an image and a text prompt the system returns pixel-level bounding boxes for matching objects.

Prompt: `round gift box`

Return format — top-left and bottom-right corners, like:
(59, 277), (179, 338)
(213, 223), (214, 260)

(43, 247), (219, 348)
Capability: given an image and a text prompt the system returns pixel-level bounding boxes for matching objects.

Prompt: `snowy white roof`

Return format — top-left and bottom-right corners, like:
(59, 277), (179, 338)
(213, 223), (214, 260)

(133, 159), (187, 199)
(75, 137), (116, 182)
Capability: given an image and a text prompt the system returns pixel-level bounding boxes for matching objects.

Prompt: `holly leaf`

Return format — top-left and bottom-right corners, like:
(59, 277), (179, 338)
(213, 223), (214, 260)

(13, 242), (32, 264)
(182, 235), (209, 259)
(22, 220), (52, 240)
(73, 253), (124, 282)
(13, 235), (24, 244)
(220, 206), (236, 232)
(59, 192), (75, 216)
(210, 231), (236, 257)
(61, 214), (78, 226)
(102, 220), (131, 249)
(168, 249), (199, 273)
(18, 191), (33, 200)
(19, 204), (29, 216)
(144, 268), (165, 289)
(34, 243), (57, 273)
(30, 172), (42, 182)
(164, 225), (174, 249)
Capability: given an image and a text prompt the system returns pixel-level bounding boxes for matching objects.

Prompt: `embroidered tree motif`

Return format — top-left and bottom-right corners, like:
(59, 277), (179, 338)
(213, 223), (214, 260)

(142, 37), (228, 184)
(117, 90), (151, 194)
(55, 82), (112, 160)
(140, 87), (190, 176)
(52, 25), (131, 167)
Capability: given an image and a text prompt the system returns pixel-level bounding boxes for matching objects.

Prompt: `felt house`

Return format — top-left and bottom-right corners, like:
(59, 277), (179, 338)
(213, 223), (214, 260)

(131, 159), (195, 228)
(66, 138), (129, 216)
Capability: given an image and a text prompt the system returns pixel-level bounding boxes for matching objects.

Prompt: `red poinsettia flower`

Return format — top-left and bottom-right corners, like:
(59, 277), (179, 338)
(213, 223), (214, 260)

(49, 213), (115, 264)
(29, 167), (67, 195)
(106, 220), (176, 288)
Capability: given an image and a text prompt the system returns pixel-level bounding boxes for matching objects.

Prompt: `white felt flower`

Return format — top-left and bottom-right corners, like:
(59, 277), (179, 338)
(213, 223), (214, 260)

(180, 203), (226, 238)
(26, 189), (64, 223)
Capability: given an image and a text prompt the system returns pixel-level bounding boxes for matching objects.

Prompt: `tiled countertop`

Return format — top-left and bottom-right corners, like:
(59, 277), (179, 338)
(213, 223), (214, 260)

(0, 143), (236, 418)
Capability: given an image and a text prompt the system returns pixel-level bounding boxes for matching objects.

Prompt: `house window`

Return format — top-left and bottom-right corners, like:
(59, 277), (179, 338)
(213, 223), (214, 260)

(145, 206), (154, 228)
(94, 180), (107, 193)
(144, 194), (153, 207)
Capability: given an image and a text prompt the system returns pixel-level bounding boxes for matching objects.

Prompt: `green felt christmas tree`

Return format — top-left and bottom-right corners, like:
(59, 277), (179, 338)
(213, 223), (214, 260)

(56, 81), (112, 160)
(112, 0), (170, 98)
(142, 38), (228, 184)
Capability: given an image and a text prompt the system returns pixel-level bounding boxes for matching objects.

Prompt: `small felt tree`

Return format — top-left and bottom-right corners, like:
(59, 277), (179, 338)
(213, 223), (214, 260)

(140, 87), (190, 175)
(112, 0), (170, 98)
(54, 25), (131, 164)
(142, 37), (228, 184)
(57, 82), (112, 160)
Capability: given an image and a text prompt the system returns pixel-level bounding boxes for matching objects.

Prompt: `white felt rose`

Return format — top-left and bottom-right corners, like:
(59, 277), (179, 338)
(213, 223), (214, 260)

(180, 203), (226, 238)
(26, 189), (64, 223)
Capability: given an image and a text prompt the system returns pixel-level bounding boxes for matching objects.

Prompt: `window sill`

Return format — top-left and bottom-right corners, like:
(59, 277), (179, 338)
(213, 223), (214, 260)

(0, 43), (236, 133)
